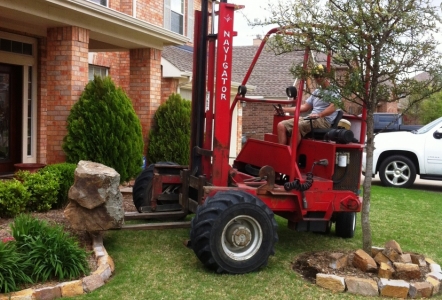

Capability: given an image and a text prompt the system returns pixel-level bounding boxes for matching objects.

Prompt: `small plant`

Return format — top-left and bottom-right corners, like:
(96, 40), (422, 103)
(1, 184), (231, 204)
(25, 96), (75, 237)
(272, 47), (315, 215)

(17, 170), (59, 212)
(42, 163), (77, 208)
(0, 240), (33, 293)
(147, 94), (191, 165)
(11, 214), (90, 282)
(62, 76), (144, 182)
(0, 179), (30, 217)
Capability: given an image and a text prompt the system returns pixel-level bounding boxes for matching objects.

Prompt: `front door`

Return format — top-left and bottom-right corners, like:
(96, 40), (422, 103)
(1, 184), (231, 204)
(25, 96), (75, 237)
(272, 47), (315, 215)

(0, 63), (22, 173)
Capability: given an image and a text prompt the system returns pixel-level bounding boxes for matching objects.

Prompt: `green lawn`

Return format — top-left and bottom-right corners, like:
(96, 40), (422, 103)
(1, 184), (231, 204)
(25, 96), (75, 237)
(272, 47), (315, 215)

(68, 186), (442, 300)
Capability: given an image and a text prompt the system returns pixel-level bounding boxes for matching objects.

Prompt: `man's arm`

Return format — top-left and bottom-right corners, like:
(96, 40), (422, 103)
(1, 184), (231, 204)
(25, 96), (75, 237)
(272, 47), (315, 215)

(309, 103), (336, 118)
(282, 103), (312, 114)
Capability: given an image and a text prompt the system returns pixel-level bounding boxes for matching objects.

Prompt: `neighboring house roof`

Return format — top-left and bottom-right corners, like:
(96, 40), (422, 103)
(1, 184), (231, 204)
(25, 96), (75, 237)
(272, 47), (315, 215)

(413, 72), (430, 81)
(231, 46), (305, 97)
(162, 44), (309, 98)
(162, 45), (194, 75)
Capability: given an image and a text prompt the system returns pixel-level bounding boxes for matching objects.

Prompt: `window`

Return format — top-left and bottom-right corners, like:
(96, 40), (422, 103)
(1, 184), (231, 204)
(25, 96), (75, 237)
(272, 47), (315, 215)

(88, 0), (107, 6)
(171, 0), (184, 35)
(88, 65), (109, 81)
(164, 0), (193, 39)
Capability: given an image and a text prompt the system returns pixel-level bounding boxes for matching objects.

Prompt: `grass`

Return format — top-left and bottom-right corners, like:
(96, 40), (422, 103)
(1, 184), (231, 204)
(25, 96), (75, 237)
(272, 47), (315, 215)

(67, 186), (442, 300)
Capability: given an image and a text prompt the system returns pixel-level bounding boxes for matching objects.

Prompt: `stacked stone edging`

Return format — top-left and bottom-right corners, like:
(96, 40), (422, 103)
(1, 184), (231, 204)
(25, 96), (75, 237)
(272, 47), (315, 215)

(0, 232), (112, 300)
(315, 240), (441, 298)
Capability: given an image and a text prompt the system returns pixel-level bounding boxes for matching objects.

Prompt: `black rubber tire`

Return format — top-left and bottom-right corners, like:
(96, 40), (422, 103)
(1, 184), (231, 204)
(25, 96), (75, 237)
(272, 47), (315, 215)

(379, 155), (416, 188)
(132, 162), (178, 212)
(190, 191), (278, 274)
(335, 212), (356, 238)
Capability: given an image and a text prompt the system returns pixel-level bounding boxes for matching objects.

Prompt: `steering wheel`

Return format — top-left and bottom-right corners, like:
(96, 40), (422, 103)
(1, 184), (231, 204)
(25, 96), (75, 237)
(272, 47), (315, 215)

(273, 104), (285, 116)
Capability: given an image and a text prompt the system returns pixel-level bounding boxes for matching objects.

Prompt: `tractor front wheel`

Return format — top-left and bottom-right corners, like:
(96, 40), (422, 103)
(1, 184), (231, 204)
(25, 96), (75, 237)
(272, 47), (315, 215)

(190, 191), (278, 274)
(335, 212), (356, 238)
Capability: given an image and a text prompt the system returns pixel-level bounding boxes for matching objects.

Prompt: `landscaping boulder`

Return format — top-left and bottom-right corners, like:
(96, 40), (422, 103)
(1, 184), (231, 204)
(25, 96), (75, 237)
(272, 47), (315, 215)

(64, 161), (124, 231)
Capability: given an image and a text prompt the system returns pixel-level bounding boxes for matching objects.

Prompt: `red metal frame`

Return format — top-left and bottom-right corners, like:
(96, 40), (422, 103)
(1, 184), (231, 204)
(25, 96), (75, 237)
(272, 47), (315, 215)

(211, 3), (236, 186)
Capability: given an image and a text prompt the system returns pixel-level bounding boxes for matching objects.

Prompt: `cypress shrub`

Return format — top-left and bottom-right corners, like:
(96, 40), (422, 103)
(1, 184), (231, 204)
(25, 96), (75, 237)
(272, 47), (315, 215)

(62, 76), (144, 182)
(147, 94), (191, 165)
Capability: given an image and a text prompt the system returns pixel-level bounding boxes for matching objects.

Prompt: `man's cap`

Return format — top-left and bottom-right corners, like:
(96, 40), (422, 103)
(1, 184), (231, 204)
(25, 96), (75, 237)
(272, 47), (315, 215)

(312, 64), (326, 78)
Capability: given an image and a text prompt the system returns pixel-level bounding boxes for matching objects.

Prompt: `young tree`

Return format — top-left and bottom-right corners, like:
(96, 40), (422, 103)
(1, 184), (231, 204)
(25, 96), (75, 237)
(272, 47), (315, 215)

(419, 91), (442, 124)
(260, 0), (442, 252)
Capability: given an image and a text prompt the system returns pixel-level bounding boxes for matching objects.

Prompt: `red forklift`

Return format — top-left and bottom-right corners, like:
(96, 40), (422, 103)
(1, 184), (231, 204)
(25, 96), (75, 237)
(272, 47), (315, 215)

(129, 0), (367, 274)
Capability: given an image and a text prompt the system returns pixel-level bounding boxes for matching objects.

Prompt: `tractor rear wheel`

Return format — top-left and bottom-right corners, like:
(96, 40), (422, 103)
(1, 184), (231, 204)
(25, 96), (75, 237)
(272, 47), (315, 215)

(335, 212), (356, 238)
(190, 191), (278, 274)
(132, 162), (179, 212)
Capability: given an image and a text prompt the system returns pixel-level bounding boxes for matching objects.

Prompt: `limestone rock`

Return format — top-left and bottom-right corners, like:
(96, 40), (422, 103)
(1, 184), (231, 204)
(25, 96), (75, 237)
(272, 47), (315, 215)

(408, 282), (433, 299)
(33, 286), (62, 300)
(374, 251), (392, 266)
(379, 262), (395, 279)
(58, 280), (84, 298)
(65, 161), (124, 231)
(82, 274), (105, 293)
(427, 271), (442, 281)
(378, 278), (409, 298)
(426, 276), (440, 295)
(64, 200), (124, 231)
(328, 253), (348, 270)
(426, 257), (436, 265)
(345, 276), (378, 297)
(394, 262), (421, 280)
(316, 273), (345, 292)
(383, 247), (401, 262)
(353, 249), (377, 272)
(399, 253), (412, 263)
(371, 246), (384, 257)
(385, 240), (403, 254)
(430, 263), (441, 273)
(410, 254), (426, 267)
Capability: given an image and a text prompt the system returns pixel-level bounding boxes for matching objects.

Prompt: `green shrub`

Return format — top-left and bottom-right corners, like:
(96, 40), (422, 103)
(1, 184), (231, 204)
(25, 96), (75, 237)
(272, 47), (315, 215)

(11, 215), (90, 282)
(147, 94), (191, 165)
(17, 170), (59, 212)
(0, 241), (33, 293)
(62, 76), (144, 182)
(42, 163), (77, 208)
(0, 179), (30, 217)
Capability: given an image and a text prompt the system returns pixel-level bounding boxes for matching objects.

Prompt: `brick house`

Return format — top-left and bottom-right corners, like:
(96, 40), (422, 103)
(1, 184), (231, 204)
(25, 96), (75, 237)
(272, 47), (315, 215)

(0, 0), (209, 175)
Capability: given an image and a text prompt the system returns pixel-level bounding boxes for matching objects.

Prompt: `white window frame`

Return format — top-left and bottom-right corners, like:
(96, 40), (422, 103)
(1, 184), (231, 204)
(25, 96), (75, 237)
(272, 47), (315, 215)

(0, 32), (37, 163)
(88, 0), (108, 7)
(164, 0), (193, 39)
(88, 65), (109, 81)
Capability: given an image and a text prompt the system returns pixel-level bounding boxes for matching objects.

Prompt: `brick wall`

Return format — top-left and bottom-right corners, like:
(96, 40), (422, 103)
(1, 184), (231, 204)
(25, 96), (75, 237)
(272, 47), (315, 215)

(136, 0), (163, 25)
(242, 102), (275, 142)
(37, 37), (48, 164)
(129, 48), (162, 153)
(46, 26), (89, 164)
(161, 78), (179, 102)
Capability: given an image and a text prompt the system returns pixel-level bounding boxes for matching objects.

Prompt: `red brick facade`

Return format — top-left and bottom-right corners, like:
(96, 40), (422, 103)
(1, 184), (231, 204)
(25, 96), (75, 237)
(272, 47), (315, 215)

(45, 27), (90, 164)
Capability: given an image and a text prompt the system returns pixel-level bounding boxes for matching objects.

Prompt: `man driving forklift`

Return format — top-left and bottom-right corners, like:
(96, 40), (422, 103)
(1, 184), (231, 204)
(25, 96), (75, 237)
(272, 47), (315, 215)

(277, 64), (340, 145)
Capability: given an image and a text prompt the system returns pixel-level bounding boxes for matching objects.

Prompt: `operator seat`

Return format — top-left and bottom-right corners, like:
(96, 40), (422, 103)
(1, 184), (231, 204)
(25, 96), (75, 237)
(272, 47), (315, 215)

(304, 110), (344, 140)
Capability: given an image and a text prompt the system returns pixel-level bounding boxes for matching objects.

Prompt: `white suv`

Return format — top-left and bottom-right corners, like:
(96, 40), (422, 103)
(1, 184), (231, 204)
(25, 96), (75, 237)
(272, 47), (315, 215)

(362, 117), (442, 187)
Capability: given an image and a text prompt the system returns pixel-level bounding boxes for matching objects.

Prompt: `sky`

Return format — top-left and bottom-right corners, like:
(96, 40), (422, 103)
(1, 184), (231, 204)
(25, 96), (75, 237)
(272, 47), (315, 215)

(231, 0), (275, 46)
(229, 0), (442, 47)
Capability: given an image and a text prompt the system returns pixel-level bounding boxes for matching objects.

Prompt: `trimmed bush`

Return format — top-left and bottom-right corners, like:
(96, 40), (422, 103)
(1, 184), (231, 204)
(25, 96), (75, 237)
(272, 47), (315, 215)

(16, 170), (59, 212)
(42, 163), (77, 208)
(147, 94), (191, 165)
(62, 76), (144, 182)
(0, 179), (30, 218)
